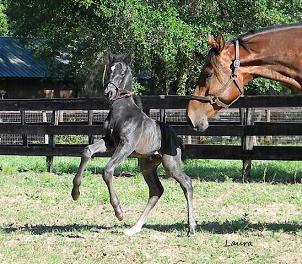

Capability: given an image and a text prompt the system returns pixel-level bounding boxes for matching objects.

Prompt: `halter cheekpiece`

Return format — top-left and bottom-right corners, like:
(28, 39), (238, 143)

(191, 40), (243, 108)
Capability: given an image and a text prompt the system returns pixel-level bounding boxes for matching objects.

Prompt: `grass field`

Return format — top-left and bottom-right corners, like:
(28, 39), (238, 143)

(0, 156), (301, 263)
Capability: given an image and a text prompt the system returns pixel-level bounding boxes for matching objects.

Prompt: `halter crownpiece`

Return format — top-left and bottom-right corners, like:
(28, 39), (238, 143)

(191, 40), (243, 108)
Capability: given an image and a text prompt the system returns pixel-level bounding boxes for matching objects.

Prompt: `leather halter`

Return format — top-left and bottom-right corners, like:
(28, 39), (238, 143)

(105, 81), (134, 102)
(191, 40), (243, 108)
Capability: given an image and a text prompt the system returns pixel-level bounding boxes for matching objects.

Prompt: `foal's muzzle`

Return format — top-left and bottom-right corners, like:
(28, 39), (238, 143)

(104, 82), (119, 101)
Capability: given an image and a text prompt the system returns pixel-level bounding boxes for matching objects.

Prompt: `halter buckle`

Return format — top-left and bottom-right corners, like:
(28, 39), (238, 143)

(209, 96), (218, 105)
(233, 59), (240, 68)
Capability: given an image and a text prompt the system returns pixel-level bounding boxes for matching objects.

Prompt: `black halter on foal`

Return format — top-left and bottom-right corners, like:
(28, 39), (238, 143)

(191, 40), (243, 108)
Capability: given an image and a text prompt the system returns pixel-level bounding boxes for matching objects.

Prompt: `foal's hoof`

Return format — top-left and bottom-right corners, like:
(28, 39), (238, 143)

(71, 189), (80, 201)
(187, 225), (196, 236)
(124, 226), (141, 237)
(187, 229), (195, 236)
(115, 210), (124, 221)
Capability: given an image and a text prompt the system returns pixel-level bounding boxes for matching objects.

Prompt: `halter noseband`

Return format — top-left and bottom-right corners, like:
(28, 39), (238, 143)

(191, 40), (243, 108)
(105, 81), (134, 102)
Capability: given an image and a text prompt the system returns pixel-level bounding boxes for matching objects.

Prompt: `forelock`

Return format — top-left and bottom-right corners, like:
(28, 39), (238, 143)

(207, 50), (224, 83)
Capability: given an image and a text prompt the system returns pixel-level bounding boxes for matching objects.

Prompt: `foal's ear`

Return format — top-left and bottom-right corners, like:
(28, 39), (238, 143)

(207, 32), (225, 53)
(123, 51), (133, 65)
(107, 51), (115, 65)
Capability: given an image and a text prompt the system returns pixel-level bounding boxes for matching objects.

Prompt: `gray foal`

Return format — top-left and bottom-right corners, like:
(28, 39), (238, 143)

(71, 53), (196, 236)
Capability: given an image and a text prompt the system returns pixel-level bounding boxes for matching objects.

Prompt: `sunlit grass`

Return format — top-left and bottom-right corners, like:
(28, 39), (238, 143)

(0, 169), (302, 263)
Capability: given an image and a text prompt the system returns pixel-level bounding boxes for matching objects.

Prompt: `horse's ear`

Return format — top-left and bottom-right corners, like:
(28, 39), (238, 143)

(123, 51), (132, 65)
(207, 32), (225, 53)
(215, 32), (225, 52)
(207, 33), (217, 48)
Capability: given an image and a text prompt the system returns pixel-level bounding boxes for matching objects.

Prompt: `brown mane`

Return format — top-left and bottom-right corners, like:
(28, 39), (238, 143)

(225, 23), (302, 52)
(207, 50), (225, 83)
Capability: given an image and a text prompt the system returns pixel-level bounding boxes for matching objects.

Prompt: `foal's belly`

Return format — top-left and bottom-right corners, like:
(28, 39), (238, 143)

(134, 123), (161, 155)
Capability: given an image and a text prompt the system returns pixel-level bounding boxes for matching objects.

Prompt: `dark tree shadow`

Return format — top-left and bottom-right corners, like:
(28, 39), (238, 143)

(182, 163), (302, 184)
(51, 160), (301, 184)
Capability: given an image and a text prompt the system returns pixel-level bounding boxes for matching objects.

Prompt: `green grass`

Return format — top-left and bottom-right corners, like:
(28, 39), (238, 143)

(0, 156), (301, 183)
(0, 156), (301, 263)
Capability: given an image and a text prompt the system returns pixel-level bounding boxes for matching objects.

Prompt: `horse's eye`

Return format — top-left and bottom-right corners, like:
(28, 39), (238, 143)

(204, 72), (212, 79)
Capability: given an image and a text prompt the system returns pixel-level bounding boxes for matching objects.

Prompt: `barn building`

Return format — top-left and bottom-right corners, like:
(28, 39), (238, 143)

(0, 37), (78, 99)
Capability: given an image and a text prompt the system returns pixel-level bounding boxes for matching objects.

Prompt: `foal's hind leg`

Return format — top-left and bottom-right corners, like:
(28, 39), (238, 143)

(71, 140), (107, 200)
(124, 155), (163, 236)
(162, 149), (196, 235)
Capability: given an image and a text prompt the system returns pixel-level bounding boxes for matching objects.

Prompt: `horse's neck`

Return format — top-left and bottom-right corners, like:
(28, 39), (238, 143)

(111, 97), (139, 118)
(236, 28), (302, 92)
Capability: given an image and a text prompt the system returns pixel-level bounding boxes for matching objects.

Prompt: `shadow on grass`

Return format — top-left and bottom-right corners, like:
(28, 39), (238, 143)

(0, 223), (130, 236)
(52, 163), (302, 184)
(56, 159), (301, 184)
(145, 219), (302, 234)
(2, 220), (301, 236)
(184, 161), (302, 184)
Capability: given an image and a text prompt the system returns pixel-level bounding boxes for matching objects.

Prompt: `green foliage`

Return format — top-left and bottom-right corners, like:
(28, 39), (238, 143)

(6, 0), (302, 95)
(0, 1), (8, 35)
(55, 135), (87, 144)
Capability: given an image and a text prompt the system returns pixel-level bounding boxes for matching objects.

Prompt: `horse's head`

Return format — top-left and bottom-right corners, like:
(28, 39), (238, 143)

(104, 52), (133, 101)
(187, 33), (244, 131)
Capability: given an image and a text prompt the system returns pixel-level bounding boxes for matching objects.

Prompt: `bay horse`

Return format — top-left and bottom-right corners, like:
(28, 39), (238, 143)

(187, 23), (302, 131)
(71, 53), (196, 236)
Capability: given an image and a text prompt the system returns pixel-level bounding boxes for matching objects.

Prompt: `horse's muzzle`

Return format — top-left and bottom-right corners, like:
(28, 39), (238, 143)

(187, 114), (209, 132)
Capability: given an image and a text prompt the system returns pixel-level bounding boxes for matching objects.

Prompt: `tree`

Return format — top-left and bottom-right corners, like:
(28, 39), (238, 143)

(7, 0), (302, 95)
(0, 0), (8, 35)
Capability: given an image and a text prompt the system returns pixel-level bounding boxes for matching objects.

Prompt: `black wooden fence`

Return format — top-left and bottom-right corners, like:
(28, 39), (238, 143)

(0, 95), (301, 178)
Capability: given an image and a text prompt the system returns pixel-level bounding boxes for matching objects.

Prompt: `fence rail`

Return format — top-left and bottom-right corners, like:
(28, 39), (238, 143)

(0, 95), (301, 110)
(0, 95), (301, 178)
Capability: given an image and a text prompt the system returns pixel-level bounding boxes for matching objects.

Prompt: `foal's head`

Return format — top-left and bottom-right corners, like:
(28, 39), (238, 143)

(104, 52), (133, 101)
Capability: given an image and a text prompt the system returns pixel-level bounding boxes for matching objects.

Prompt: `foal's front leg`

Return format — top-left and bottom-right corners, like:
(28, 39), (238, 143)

(103, 142), (134, 221)
(71, 139), (108, 200)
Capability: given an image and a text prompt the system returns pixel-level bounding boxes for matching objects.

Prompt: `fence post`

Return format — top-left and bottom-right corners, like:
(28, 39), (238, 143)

(88, 110), (94, 145)
(144, 108), (150, 117)
(264, 109), (272, 144)
(240, 107), (256, 182)
(21, 110), (28, 147)
(46, 110), (59, 172)
(43, 111), (49, 144)
(159, 95), (166, 123)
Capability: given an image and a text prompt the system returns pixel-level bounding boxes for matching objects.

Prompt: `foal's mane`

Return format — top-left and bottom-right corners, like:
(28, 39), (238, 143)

(110, 56), (144, 110)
